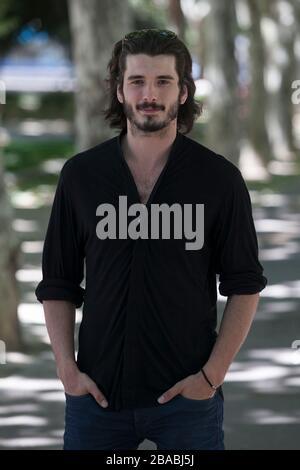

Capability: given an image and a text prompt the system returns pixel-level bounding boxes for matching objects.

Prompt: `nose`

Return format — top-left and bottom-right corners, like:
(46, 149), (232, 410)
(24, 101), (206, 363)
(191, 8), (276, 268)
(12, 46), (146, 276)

(142, 82), (157, 102)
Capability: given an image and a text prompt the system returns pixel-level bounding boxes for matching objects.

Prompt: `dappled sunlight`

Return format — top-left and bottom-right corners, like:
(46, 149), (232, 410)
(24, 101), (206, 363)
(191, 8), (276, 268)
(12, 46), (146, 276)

(18, 303), (82, 326)
(19, 119), (71, 137)
(261, 281), (300, 298)
(16, 269), (43, 283)
(0, 404), (39, 414)
(285, 377), (300, 386)
(0, 0), (299, 451)
(12, 218), (39, 232)
(18, 303), (46, 324)
(0, 415), (48, 426)
(252, 192), (300, 211)
(0, 360), (65, 449)
(26, 325), (51, 344)
(226, 364), (288, 382)
(255, 218), (299, 234)
(224, 352), (300, 395)
(39, 391), (67, 402)
(246, 409), (300, 425)
(254, 192), (290, 207)
(0, 376), (63, 392)
(21, 241), (43, 254)
(41, 159), (66, 174)
(0, 437), (62, 449)
(255, 300), (299, 318)
(4, 352), (34, 365)
(246, 348), (300, 366)
(268, 161), (299, 175)
(11, 189), (54, 209)
(260, 242), (299, 261)
(5, 176), (298, 449)
(239, 143), (270, 180)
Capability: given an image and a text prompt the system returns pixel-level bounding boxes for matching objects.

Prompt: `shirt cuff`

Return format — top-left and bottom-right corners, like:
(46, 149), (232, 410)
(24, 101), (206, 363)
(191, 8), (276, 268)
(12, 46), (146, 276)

(218, 272), (268, 296)
(35, 278), (85, 308)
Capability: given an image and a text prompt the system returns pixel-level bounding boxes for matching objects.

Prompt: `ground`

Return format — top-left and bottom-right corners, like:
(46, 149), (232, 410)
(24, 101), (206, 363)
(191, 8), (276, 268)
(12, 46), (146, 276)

(0, 148), (300, 450)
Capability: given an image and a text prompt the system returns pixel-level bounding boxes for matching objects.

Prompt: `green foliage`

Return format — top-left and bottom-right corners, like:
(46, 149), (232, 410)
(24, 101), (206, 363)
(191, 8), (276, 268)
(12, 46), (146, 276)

(3, 138), (74, 172)
(247, 171), (300, 194)
(2, 92), (74, 121)
(0, 0), (20, 38)
(2, 137), (74, 190)
(129, 0), (168, 30)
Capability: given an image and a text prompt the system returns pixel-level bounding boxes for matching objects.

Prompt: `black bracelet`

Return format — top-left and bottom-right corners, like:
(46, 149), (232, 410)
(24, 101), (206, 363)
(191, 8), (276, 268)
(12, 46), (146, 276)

(201, 368), (218, 390)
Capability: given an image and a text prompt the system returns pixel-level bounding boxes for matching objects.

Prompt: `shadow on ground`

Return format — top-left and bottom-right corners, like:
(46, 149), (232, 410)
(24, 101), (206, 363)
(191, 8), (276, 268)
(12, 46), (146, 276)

(1, 158), (300, 449)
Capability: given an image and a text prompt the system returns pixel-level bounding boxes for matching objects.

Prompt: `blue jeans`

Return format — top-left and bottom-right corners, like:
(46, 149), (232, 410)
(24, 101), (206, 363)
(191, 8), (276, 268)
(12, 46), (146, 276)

(63, 389), (225, 450)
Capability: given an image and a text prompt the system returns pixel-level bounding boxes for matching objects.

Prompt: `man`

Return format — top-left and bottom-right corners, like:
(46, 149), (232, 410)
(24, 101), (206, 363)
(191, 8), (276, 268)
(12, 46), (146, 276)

(35, 29), (267, 450)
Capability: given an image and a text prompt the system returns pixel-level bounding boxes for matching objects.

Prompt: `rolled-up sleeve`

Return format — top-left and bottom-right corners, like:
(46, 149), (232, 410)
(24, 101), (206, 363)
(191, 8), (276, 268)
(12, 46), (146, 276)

(212, 166), (267, 296)
(35, 160), (85, 308)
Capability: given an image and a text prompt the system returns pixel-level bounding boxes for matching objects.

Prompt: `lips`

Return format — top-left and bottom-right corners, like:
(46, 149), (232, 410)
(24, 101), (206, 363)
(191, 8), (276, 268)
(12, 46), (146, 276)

(140, 108), (160, 113)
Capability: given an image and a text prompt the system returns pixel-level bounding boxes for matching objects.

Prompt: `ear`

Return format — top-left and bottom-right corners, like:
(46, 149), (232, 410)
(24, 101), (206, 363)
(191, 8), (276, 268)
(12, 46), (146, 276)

(179, 83), (188, 105)
(117, 84), (124, 104)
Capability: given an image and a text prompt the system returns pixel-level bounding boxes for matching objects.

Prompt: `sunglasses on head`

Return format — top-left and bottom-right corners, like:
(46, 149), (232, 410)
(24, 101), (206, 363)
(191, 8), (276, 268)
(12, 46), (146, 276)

(123, 29), (177, 42)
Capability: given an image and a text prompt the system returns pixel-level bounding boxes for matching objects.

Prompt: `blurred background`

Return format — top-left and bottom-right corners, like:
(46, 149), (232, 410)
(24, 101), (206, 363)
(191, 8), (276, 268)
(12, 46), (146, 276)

(0, 0), (300, 450)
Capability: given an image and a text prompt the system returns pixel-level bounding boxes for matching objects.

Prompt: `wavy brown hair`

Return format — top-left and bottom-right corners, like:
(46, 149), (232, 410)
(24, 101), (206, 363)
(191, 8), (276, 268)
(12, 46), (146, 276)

(102, 29), (202, 134)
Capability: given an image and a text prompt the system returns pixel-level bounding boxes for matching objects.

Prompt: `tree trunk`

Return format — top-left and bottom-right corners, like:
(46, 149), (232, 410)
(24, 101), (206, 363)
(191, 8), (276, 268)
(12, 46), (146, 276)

(0, 145), (22, 351)
(168, 0), (186, 42)
(266, 0), (297, 160)
(67, 0), (132, 150)
(246, 0), (273, 165)
(203, 0), (240, 165)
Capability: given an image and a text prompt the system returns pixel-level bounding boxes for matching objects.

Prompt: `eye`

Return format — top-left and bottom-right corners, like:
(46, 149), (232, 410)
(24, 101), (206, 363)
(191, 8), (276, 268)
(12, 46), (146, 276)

(132, 80), (144, 85)
(158, 80), (169, 85)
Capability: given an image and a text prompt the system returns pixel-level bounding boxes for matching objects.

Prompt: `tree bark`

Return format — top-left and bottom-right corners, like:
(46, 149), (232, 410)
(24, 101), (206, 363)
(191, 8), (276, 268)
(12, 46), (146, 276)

(246, 0), (273, 165)
(67, 0), (132, 150)
(266, 0), (297, 160)
(0, 144), (22, 350)
(168, 0), (186, 42)
(203, 0), (240, 165)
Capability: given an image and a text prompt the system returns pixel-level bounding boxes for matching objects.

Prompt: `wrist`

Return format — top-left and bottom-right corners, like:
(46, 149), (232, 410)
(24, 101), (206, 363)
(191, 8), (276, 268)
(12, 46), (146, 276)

(197, 363), (225, 388)
(57, 359), (78, 383)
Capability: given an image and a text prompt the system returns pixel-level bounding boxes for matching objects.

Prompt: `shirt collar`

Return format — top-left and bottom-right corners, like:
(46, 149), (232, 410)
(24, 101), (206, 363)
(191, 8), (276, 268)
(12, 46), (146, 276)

(116, 128), (184, 166)
(115, 128), (185, 207)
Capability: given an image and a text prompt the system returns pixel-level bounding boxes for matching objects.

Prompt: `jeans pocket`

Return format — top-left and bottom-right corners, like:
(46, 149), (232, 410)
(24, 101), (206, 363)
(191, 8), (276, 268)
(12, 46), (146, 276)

(178, 393), (215, 403)
(65, 392), (92, 400)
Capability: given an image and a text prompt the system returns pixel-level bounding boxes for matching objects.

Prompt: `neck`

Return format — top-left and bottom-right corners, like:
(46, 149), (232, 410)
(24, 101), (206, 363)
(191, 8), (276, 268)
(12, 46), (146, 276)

(121, 122), (178, 170)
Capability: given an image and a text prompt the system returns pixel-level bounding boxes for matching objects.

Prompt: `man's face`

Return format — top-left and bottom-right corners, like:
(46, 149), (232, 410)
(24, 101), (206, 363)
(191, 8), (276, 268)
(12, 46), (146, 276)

(117, 54), (187, 133)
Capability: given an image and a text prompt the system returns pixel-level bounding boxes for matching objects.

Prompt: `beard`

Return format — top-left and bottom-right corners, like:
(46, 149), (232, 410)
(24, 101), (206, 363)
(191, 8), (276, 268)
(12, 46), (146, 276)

(122, 98), (180, 133)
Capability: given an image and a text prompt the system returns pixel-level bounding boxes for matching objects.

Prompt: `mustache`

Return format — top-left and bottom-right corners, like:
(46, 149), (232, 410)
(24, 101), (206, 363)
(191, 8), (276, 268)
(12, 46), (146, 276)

(137, 104), (164, 110)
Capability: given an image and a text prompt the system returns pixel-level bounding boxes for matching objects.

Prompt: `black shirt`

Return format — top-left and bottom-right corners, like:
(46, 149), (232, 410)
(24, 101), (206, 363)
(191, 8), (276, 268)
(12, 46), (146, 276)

(35, 129), (267, 411)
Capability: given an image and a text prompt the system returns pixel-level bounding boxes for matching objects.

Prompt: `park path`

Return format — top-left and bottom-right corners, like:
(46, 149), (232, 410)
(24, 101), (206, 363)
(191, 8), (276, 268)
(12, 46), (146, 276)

(0, 156), (299, 450)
